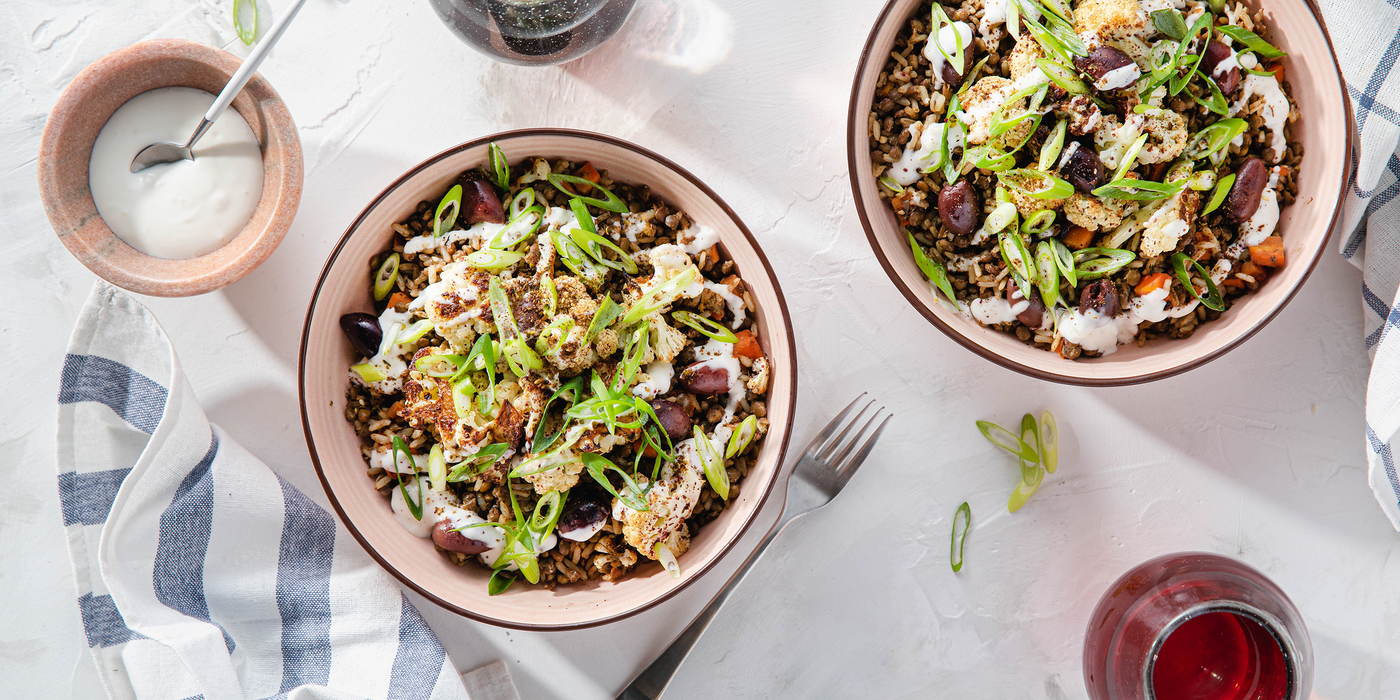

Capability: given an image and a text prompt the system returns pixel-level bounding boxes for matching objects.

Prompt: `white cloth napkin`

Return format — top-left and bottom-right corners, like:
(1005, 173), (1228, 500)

(1322, 0), (1400, 530)
(56, 282), (509, 700)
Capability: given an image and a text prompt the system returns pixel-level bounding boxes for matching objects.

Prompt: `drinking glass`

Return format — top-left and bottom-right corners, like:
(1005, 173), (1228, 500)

(1083, 552), (1313, 700)
(429, 0), (637, 66)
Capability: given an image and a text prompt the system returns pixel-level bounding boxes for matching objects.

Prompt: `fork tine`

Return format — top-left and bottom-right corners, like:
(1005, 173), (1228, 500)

(835, 414), (891, 490)
(816, 400), (875, 463)
(805, 393), (867, 459)
(827, 407), (884, 469)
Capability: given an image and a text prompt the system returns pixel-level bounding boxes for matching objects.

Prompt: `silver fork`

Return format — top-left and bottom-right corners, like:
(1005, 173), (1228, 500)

(617, 395), (892, 700)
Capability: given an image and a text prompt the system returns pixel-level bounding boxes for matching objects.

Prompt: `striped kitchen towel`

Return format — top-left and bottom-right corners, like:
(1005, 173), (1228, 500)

(56, 282), (478, 700)
(1325, 0), (1400, 530)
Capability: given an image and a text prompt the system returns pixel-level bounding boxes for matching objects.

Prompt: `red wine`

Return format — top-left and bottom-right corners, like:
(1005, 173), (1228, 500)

(1151, 612), (1289, 700)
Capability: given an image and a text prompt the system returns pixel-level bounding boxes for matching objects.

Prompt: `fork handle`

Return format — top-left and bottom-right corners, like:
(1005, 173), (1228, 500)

(617, 507), (804, 700)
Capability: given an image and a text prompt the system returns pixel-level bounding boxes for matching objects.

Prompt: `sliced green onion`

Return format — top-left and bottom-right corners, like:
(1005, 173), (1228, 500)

(612, 321), (651, 393)
(931, 4), (967, 77)
(1037, 57), (1091, 95)
(488, 277), (518, 340)
(1171, 252), (1224, 311)
(350, 363), (387, 383)
(999, 231), (1038, 283)
(1020, 413), (1041, 484)
(1037, 0), (1072, 22)
(879, 177), (905, 194)
(373, 253), (400, 301)
(529, 490), (565, 540)
(987, 201), (1019, 234)
(1074, 247), (1136, 279)
(1203, 173), (1235, 215)
(428, 444), (446, 493)
(391, 436), (424, 521)
(547, 173), (627, 213)
(693, 426), (729, 500)
(582, 453), (650, 511)
(488, 142), (509, 190)
(415, 354), (465, 378)
(1039, 119), (1067, 171)
(1191, 76), (1229, 116)
(233, 0), (258, 44)
(1017, 2), (1073, 65)
(1168, 13), (1214, 96)
(585, 296), (623, 342)
(1039, 410), (1058, 474)
(976, 420), (1038, 462)
(1034, 240), (1059, 307)
(1188, 169), (1215, 191)
(446, 443), (510, 482)
(1092, 178), (1187, 201)
(1113, 133), (1150, 182)
(989, 82), (1050, 139)
(550, 229), (605, 288)
(398, 319), (434, 345)
(542, 275), (558, 317)
(451, 379), (475, 420)
(908, 232), (960, 307)
(672, 310), (739, 343)
(488, 569), (516, 595)
(1185, 118), (1249, 161)
(656, 540), (681, 579)
(1000, 169), (1074, 200)
(503, 338), (543, 377)
(1166, 160), (1195, 184)
(509, 188), (535, 220)
(1022, 209), (1057, 236)
(572, 227), (639, 274)
(1051, 238), (1077, 287)
(465, 249), (525, 271)
(530, 375), (585, 454)
(725, 415), (759, 459)
(950, 501), (971, 572)
(1007, 467), (1044, 513)
(569, 197), (597, 234)
(1216, 25), (1287, 59)
(488, 205), (544, 250)
(534, 316), (576, 358)
(1151, 9), (1187, 41)
(622, 267), (697, 326)
(433, 184), (462, 238)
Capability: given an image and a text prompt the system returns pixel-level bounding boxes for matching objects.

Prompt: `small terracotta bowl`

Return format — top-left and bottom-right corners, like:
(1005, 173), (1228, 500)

(848, 0), (1350, 385)
(299, 129), (797, 629)
(39, 39), (302, 297)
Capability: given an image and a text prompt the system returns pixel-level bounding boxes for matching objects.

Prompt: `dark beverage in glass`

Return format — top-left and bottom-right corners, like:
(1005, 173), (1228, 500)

(429, 0), (637, 66)
(1083, 552), (1312, 700)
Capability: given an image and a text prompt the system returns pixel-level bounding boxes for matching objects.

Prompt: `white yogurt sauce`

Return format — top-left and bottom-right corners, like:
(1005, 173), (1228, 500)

(632, 360), (675, 399)
(390, 479), (459, 538)
(1057, 284), (1196, 355)
(403, 221), (506, 256)
(889, 122), (944, 186)
(971, 297), (1025, 325)
(693, 338), (746, 424)
(1238, 188), (1280, 247)
(88, 87), (263, 259)
(1095, 63), (1141, 91)
(679, 224), (721, 255)
(703, 281), (748, 329)
(1232, 72), (1290, 158)
(979, 0), (1008, 41)
(349, 307), (417, 393)
(924, 21), (975, 88)
(560, 517), (607, 542)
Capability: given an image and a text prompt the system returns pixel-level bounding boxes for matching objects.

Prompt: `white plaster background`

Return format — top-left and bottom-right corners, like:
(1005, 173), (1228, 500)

(0, 0), (1396, 698)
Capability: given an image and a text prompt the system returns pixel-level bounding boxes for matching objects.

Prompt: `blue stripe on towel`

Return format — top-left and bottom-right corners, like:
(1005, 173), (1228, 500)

(1368, 422), (1400, 503)
(58, 468), (132, 526)
(59, 354), (167, 434)
(152, 434), (235, 653)
(387, 594), (447, 700)
(79, 592), (148, 648)
(275, 475), (336, 692)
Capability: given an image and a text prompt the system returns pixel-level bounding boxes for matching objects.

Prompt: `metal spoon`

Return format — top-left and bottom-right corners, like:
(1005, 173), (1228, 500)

(130, 0), (309, 173)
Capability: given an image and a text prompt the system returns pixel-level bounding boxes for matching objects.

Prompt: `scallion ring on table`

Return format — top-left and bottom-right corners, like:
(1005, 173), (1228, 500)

(1022, 209), (1057, 236)
(546, 173), (628, 212)
(672, 310), (739, 343)
(622, 267), (697, 325)
(508, 187), (535, 220)
(1074, 247), (1136, 279)
(1019, 413), (1041, 483)
(373, 253), (400, 301)
(1007, 466), (1044, 513)
(391, 436), (424, 521)
(950, 501), (972, 573)
(693, 426), (729, 500)
(1216, 25), (1287, 59)
(1184, 118), (1248, 160)
(986, 201), (1019, 235)
(1171, 252), (1225, 311)
(488, 142), (510, 190)
(1092, 178), (1187, 201)
(976, 420), (1039, 462)
(1203, 173), (1236, 215)
(433, 184), (462, 238)
(1039, 119), (1068, 171)
(350, 363), (387, 383)
(1039, 410), (1058, 474)
(1000, 169), (1074, 200)
(233, 0), (258, 44)
(908, 231), (960, 309)
(999, 231), (1038, 283)
(1051, 238), (1077, 287)
(1034, 240), (1059, 307)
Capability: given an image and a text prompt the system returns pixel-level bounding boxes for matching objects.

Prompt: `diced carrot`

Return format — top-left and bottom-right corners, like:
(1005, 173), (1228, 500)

(388, 401), (404, 418)
(1135, 272), (1172, 296)
(1222, 278), (1247, 289)
(1063, 226), (1095, 250)
(580, 162), (601, 184)
(1249, 236), (1285, 267)
(387, 291), (412, 310)
(734, 330), (762, 359)
(1240, 261), (1267, 279)
(891, 192), (908, 210)
(1256, 236), (1283, 250)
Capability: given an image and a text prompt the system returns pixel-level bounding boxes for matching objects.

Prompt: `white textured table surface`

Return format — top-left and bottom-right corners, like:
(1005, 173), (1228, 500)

(2, 0), (1397, 698)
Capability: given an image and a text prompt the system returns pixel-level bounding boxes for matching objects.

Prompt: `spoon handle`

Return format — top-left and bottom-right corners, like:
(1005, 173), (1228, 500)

(201, 0), (310, 127)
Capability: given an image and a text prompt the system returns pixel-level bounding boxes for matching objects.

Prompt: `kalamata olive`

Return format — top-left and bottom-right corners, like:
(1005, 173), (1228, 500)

(1079, 279), (1120, 318)
(1199, 41), (1241, 94)
(1062, 144), (1105, 193)
(940, 49), (976, 88)
(649, 399), (693, 440)
(431, 519), (491, 554)
(1008, 279), (1047, 329)
(1223, 157), (1267, 223)
(340, 312), (382, 357)
(938, 180), (979, 237)
(557, 499), (609, 541)
(679, 363), (731, 395)
(462, 180), (506, 225)
(1074, 45), (1138, 89)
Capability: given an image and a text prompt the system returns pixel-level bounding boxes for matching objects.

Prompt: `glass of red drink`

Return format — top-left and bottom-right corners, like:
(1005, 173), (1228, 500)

(1083, 552), (1312, 700)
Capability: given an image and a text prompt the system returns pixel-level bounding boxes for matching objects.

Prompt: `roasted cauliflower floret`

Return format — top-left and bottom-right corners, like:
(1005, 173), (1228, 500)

(647, 312), (688, 363)
(1135, 110), (1188, 164)
(614, 445), (705, 559)
(545, 319), (597, 373)
(1007, 38), (1045, 83)
(1139, 190), (1201, 258)
(417, 262), (492, 352)
(1064, 193), (1132, 232)
(1073, 0), (1146, 41)
(520, 449), (585, 494)
(960, 76), (1018, 145)
(643, 244), (705, 299)
(1010, 178), (1067, 216)
(747, 356), (770, 395)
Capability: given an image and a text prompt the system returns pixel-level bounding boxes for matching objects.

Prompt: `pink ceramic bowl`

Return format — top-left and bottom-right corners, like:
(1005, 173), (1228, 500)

(299, 129), (797, 630)
(39, 39), (302, 297)
(849, 0), (1350, 385)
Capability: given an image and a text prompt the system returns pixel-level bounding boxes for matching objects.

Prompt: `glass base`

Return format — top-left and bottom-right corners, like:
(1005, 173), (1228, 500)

(430, 0), (638, 66)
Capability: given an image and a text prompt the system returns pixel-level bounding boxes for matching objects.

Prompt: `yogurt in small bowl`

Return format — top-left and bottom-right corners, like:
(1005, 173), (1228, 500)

(39, 39), (302, 297)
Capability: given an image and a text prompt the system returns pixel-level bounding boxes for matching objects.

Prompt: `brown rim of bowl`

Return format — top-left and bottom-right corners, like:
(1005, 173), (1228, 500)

(298, 128), (799, 630)
(846, 0), (1353, 387)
